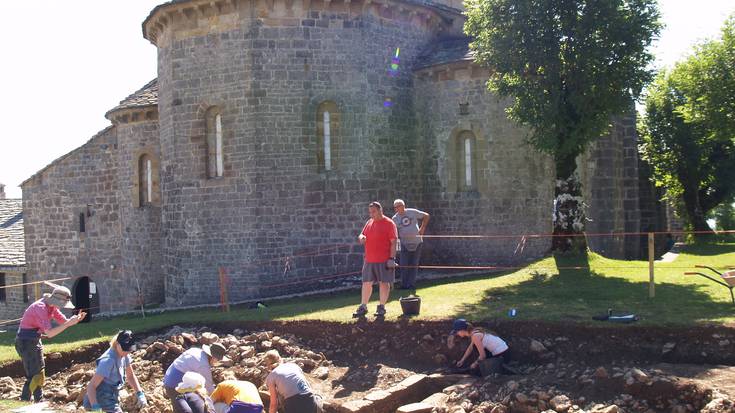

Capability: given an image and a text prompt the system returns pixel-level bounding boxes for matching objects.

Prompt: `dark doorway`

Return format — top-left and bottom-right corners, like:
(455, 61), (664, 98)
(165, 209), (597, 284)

(72, 276), (99, 323)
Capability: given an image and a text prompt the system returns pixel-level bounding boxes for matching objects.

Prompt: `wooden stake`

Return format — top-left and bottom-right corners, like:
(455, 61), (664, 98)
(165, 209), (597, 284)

(135, 277), (146, 318)
(34, 282), (40, 301)
(219, 267), (230, 312)
(648, 232), (655, 298)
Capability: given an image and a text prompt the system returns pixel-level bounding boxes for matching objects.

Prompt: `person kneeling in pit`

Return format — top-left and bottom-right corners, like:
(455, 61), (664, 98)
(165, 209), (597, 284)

(174, 371), (216, 413)
(451, 318), (514, 376)
(211, 380), (264, 413)
(84, 330), (147, 412)
(264, 350), (323, 413)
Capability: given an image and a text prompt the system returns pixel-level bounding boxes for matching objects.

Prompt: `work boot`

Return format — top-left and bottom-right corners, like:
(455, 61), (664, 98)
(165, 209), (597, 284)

(375, 304), (386, 317)
(352, 304), (368, 318)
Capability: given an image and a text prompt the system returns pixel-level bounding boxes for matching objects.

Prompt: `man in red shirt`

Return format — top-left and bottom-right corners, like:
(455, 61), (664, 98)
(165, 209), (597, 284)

(354, 201), (398, 317)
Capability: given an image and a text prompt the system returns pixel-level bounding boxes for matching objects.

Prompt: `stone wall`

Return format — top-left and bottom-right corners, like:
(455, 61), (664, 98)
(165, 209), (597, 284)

(22, 127), (124, 313)
(115, 118), (165, 308)
(152, 0), (460, 305)
(0, 270), (28, 320)
(413, 63), (554, 266)
(579, 111), (642, 259)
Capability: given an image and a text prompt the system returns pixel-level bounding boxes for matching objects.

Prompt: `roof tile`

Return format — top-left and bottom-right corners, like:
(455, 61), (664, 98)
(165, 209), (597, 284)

(0, 199), (25, 268)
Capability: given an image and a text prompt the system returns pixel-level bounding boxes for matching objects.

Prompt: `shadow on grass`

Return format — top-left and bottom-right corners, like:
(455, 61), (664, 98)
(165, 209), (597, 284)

(450, 251), (735, 325)
(680, 242), (735, 257)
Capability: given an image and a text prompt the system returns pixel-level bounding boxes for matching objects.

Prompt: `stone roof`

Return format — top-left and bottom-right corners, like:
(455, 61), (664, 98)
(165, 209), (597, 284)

(105, 79), (158, 118)
(0, 199), (25, 269)
(415, 37), (474, 70)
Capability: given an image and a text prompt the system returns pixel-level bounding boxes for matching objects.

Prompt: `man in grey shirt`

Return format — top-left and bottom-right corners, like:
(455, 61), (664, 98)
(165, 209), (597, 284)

(392, 199), (430, 290)
(265, 350), (322, 413)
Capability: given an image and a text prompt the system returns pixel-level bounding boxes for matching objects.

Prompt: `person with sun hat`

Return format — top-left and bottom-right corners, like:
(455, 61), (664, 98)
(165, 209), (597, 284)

(16, 284), (86, 402)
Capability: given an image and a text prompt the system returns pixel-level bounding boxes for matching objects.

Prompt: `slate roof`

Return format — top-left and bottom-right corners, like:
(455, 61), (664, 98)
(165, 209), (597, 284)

(0, 199), (25, 269)
(414, 37), (474, 70)
(105, 79), (158, 117)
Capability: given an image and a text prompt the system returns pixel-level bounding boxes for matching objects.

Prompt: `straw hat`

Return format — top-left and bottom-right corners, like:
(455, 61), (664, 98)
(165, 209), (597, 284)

(202, 342), (230, 362)
(44, 286), (75, 309)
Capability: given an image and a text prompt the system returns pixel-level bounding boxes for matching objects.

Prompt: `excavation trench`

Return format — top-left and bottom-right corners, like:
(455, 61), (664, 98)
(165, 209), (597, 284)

(1, 320), (734, 413)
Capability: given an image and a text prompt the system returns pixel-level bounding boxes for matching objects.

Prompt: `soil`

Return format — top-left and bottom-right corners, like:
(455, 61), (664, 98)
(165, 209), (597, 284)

(1, 319), (735, 412)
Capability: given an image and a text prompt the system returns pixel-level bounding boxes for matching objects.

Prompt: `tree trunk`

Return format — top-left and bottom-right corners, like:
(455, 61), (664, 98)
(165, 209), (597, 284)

(681, 186), (712, 233)
(552, 152), (588, 252)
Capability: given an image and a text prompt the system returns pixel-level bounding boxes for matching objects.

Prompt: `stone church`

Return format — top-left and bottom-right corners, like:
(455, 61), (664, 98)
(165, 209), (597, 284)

(7, 0), (666, 318)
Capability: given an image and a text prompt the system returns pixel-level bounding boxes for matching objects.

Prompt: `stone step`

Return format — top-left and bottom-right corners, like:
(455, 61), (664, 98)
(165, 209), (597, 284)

(337, 373), (466, 413)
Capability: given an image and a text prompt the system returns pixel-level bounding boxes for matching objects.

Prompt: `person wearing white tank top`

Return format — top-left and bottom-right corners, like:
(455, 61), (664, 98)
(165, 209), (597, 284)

(450, 318), (512, 374)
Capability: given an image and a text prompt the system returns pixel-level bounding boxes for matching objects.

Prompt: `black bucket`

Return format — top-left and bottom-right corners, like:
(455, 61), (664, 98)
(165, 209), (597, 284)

(399, 296), (421, 316)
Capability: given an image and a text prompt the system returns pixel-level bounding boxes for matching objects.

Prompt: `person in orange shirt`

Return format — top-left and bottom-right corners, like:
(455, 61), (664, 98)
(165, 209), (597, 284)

(211, 380), (263, 413)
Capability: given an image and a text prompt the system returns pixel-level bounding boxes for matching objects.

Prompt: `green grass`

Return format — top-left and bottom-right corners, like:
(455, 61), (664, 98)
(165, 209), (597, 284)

(1, 242), (734, 364)
(0, 399), (31, 409)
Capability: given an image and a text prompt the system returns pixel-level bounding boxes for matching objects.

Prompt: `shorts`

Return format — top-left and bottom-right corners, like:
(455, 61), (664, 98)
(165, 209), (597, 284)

(362, 262), (395, 283)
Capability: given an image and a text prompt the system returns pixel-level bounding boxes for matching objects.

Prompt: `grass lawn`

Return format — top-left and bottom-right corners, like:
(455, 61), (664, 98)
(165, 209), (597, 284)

(0, 399), (31, 409)
(1, 242), (733, 364)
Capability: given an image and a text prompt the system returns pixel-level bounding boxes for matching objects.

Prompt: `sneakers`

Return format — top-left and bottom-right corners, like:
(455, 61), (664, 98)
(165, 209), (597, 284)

(352, 304), (368, 317)
(375, 304), (386, 316)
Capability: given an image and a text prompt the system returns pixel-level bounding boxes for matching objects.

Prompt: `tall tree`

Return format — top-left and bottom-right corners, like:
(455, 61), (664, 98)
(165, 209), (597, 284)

(464, 0), (660, 251)
(639, 16), (735, 232)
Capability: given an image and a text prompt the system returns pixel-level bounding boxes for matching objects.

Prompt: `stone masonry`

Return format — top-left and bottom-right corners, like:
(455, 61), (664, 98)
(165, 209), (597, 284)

(12, 0), (665, 316)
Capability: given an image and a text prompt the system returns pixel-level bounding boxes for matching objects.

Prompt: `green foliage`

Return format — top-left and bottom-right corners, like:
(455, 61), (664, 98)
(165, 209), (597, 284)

(464, 0), (661, 172)
(639, 16), (735, 231)
(674, 16), (735, 143)
(712, 200), (735, 231)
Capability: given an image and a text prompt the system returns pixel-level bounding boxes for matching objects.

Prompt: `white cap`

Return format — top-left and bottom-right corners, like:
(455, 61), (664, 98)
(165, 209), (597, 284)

(175, 372), (206, 393)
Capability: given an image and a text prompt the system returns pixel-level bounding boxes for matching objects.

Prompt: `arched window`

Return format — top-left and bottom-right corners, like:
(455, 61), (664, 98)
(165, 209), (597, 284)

(316, 101), (339, 172)
(206, 107), (224, 178)
(457, 131), (477, 191)
(139, 154), (153, 206)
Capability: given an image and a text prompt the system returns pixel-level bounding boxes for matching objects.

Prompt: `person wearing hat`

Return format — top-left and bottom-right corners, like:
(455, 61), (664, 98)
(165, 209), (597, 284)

(83, 330), (147, 412)
(15, 285), (86, 402)
(174, 371), (216, 413)
(211, 380), (263, 413)
(450, 318), (512, 376)
(264, 350), (322, 413)
(164, 342), (230, 413)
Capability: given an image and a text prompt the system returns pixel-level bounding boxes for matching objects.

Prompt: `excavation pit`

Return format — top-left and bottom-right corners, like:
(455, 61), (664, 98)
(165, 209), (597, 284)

(2, 320), (735, 412)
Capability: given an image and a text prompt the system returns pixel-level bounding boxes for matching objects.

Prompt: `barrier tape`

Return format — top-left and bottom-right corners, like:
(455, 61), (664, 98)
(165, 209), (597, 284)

(0, 277), (72, 290)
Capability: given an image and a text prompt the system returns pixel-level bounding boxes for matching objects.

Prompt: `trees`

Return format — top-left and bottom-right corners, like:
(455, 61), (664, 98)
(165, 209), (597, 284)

(639, 16), (735, 232)
(464, 0), (660, 250)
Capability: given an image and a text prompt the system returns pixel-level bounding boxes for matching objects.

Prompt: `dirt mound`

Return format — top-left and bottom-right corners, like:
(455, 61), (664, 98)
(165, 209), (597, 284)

(0, 320), (734, 413)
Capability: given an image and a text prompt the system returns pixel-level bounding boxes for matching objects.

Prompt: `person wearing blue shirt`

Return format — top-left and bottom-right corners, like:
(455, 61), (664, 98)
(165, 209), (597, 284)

(83, 330), (147, 412)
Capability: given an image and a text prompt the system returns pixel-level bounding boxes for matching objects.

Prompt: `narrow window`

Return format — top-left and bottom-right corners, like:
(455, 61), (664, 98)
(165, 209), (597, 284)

(215, 113), (224, 177)
(464, 136), (472, 188)
(0, 273), (5, 302)
(79, 213), (86, 233)
(206, 107), (224, 178)
(146, 158), (153, 203)
(457, 130), (477, 191)
(323, 111), (331, 171)
(316, 101), (339, 172)
(139, 154), (152, 206)
(22, 273), (28, 303)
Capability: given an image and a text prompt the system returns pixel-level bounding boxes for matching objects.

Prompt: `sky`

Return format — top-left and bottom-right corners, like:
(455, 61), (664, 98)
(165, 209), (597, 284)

(1, 1), (734, 199)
